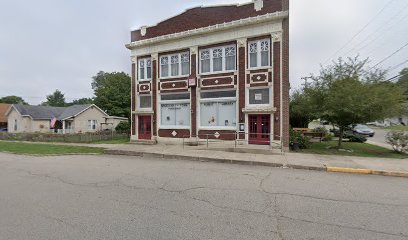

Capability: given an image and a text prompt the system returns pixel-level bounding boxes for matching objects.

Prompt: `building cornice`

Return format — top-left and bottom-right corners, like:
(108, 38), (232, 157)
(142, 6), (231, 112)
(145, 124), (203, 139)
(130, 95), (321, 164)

(126, 11), (289, 50)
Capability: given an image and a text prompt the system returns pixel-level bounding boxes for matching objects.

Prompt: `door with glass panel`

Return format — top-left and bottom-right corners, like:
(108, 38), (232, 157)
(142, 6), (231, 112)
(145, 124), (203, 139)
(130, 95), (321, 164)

(248, 115), (270, 145)
(138, 116), (152, 140)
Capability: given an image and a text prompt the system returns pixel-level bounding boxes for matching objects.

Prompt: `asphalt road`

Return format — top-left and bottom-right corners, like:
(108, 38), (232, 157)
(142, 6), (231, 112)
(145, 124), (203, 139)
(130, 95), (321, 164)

(0, 153), (407, 240)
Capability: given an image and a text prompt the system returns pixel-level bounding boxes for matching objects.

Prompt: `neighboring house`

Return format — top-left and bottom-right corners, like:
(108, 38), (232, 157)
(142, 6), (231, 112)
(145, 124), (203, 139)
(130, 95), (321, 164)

(6, 104), (127, 134)
(0, 103), (10, 129)
(126, 0), (290, 149)
(370, 116), (408, 127)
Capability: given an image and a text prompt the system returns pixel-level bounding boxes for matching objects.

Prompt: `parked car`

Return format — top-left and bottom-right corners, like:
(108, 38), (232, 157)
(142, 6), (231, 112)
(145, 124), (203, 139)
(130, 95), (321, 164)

(0, 128), (7, 132)
(353, 124), (375, 137)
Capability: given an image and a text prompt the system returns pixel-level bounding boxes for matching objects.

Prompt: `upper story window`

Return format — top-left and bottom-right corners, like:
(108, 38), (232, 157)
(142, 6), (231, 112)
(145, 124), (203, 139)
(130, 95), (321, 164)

(139, 58), (152, 81)
(160, 52), (190, 78)
(249, 39), (270, 68)
(200, 45), (236, 74)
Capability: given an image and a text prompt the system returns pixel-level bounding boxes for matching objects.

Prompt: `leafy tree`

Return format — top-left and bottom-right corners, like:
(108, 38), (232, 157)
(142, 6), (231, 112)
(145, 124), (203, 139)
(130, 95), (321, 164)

(67, 98), (94, 106)
(290, 90), (317, 128)
(307, 57), (406, 148)
(0, 96), (28, 104)
(397, 67), (408, 98)
(92, 71), (131, 119)
(42, 89), (66, 107)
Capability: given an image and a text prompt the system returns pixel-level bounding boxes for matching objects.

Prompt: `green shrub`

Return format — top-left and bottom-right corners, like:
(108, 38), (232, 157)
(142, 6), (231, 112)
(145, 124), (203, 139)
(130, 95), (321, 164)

(290, 129), (311, 149)
(313, 126), (328, 134)
(348, 134), (367, 143)
(323, 133), (333, 142)
(115, 121), (130, 133)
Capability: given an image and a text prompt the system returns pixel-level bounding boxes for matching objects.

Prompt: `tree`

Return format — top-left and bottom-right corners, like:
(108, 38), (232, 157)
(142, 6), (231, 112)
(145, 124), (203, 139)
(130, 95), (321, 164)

(92, 71), (131, 119)
(67, 98), (94, 106)
(289, 90), (317, 128)
(42, 89), (66, 107)
(307, 57), (405, 148)
(397, 67), (408, 98)
(0, 96), (28, 104)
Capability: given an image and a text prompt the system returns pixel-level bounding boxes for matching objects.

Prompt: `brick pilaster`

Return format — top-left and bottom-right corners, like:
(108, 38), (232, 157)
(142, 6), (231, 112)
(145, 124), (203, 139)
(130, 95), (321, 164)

(273, 41), (281, 141)
(238, 40), (246, 139)
(190, 52), (197, 137)
(152, 59), (157, 137)
(282, 0), (290, 148)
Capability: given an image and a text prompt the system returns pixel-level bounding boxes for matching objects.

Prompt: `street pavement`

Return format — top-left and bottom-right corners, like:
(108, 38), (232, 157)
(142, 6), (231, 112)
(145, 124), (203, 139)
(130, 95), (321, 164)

(368, 127), (392, 149)
(0, 153), (408, 240)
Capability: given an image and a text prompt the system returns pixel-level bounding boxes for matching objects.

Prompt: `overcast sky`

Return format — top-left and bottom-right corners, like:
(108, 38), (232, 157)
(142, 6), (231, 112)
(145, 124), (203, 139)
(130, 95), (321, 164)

(1, 0), (407, 104)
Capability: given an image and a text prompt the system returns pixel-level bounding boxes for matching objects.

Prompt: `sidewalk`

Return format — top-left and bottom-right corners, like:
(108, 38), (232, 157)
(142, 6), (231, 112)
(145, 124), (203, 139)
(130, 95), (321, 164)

(99, 143), (408, 178)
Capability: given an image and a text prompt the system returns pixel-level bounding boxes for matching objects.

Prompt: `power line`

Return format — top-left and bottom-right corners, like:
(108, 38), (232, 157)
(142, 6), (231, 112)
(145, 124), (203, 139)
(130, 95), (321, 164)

(323, 0), (396, 64)
(388, 59), (408, 72)
(370, 41), (408, 69)
(344, 2), (408, 57)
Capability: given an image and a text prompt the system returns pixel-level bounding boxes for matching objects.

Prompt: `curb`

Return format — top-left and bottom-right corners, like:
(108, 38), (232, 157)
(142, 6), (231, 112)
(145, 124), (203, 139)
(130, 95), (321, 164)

(104, 150), (408, 178)
(328, 167), (408, 178)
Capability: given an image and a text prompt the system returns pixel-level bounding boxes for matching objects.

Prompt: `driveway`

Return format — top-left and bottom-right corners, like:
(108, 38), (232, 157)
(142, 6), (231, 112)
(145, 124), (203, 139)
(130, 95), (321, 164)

(1, 153), (408, 240)
(368, 127), (392, 149)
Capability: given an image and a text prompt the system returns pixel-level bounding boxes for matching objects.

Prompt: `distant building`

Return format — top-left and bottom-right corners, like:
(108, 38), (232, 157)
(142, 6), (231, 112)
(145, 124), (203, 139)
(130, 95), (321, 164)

(6, 104), (127, 134)
(126, 0), (290, 149)
(0, 103), (10, 130)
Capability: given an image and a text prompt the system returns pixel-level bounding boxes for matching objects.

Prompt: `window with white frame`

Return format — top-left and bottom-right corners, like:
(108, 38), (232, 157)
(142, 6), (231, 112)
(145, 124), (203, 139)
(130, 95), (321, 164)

(248, 88), (270, 105)
(88, 120), (97, 130)
(200, 90), (237, 128)
(200, 45), (236, 74)
(139, 95), (152, 109)
(139, 58), (152, 81)
(160, 93), (190, 128)
(249, 39), (270, 68)
(160, 52), (190, 78)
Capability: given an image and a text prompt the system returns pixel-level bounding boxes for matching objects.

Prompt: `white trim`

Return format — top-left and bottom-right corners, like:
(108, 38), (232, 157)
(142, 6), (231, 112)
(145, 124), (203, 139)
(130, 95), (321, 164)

(138, 94), (153, 110)
(160, 52), (190, 78)
(199, 89), (238, 129)
(246, 86), (272, 107)
(158, 93), (191, 129)
(199, 44), (236, 74)
(138, 58), (152, 81)
(248, 38), (271, 69)
(126, 11), (288, 49)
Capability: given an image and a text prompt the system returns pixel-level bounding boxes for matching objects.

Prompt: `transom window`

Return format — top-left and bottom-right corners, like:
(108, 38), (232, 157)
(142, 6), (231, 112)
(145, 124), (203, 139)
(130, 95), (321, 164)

(200, 90), (237, 128)
(249, 39), (270, 68)
(139, 95), (152, 109)
(138, 58), (152, 81)
(160, 52), (190, 78)
(248, 88), (270, 105)
(200, 45), (236, 74)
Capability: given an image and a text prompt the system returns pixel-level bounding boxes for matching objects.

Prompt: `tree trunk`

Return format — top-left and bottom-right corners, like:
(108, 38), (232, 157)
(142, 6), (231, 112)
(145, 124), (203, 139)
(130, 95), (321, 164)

(338, 127), (343, 148)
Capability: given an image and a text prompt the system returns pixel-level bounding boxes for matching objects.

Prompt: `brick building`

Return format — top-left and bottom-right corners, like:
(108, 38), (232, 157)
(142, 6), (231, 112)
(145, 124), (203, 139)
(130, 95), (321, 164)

(126, 0), (290, 149)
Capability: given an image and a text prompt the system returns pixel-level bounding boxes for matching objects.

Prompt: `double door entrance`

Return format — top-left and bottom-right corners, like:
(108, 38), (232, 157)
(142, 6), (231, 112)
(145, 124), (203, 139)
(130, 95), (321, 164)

(138, 116), (152, 140)
(248, 114), (271, 145)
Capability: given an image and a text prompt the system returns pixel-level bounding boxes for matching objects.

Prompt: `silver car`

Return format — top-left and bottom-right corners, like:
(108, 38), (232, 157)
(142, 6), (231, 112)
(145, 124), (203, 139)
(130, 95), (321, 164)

(353, 124), (375, 137)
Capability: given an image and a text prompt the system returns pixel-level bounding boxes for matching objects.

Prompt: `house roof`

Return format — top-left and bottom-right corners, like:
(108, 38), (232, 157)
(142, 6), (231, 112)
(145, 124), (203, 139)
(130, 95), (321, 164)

(9, 104), (106, 120)
(130, 0), (284, 42)
(0, 103), (10, 123)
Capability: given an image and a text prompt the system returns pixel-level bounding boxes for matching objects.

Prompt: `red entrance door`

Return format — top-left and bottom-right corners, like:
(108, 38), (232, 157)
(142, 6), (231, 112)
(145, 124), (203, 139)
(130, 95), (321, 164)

(138, 116), (152, 140)
(248, 115), (270, 145)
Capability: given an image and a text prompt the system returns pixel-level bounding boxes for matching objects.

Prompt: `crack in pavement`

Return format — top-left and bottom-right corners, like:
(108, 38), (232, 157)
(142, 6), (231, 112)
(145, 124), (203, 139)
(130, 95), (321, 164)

(279, 215), (408, 238)
(14, 166), (408, 238)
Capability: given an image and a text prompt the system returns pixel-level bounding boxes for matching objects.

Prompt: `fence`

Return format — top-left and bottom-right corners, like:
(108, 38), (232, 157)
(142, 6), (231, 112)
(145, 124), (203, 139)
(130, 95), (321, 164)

(0, 131), (129, 144)
(182, 132), (282, 151)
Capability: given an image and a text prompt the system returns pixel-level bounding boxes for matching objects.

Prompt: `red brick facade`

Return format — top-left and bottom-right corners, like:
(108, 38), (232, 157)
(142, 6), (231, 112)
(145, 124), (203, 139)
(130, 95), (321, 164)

(128, 0), (289, 149)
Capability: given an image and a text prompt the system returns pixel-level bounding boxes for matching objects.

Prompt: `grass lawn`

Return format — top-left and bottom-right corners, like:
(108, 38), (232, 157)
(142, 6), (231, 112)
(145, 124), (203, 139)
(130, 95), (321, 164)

(91, 138), (130, 144)
(299, 141), (408, 159)
(384, 125), (408, 131)
(0, 141), (105, 155)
